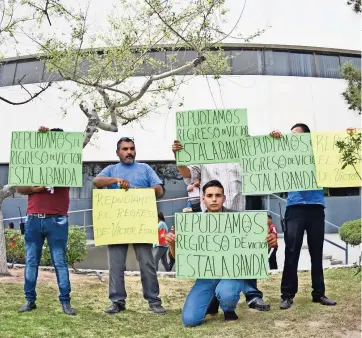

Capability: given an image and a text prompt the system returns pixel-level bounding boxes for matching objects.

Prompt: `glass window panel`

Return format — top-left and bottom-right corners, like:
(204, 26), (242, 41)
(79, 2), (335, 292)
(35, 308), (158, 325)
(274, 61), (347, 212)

(265, 51), (289, 76)
(135, 51), (166, 76)
(231, 50), (263, 75)
(14, 60), (44, 84)
(340, 55), (361, 70)
(0, 63), (16, 86)
(316, 54), (340, 78)
(166, 50), (197, 75)
(289, 52), (315, 77)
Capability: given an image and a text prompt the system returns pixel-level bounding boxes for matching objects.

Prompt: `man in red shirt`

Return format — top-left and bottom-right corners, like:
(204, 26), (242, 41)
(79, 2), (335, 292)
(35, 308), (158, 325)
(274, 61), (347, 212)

(268, 215), (278, 270)
(16, 127), (76, 316)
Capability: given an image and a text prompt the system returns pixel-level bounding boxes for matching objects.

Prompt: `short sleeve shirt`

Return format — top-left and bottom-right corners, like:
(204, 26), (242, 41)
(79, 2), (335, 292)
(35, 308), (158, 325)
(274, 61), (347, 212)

(96, 162), (162, 189)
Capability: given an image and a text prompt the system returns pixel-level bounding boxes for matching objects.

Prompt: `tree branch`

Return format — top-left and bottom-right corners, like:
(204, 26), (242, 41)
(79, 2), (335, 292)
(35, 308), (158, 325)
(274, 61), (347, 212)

(115, 55), (206, 108)
(0, 82), (52, 105)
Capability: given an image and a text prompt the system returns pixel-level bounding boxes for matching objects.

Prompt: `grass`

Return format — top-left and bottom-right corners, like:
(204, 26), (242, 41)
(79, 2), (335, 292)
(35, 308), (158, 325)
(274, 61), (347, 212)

(0, 268), (360, 338)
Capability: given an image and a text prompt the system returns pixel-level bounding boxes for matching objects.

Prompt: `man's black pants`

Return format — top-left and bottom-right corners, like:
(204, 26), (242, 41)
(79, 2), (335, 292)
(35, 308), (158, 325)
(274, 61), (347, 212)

(281, 204), (325, 300)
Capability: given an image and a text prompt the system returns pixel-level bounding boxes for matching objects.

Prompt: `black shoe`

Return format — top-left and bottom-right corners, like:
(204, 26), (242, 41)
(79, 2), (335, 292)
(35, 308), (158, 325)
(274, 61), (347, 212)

(104, 303), (126, 314)
(224, 311), (238, 321)
(312, 296), (337, 306)
(149, 305), (167, 315)
(18, 301), (36, 313)
(205, 297), (220, 316)
(248, 298), (270, 311)
(62, 302), (76, 316)
(280, 298), (293, 310)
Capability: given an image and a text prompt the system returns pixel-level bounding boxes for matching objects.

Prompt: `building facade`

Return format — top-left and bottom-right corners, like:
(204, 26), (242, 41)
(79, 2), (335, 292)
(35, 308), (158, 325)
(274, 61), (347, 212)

(0, 0), (361, 234)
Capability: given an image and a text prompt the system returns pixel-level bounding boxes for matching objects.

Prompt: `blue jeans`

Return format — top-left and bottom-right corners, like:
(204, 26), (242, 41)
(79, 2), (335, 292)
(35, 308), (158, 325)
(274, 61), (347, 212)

(182, 279), (257, 327)
(24, 215), (71, 304)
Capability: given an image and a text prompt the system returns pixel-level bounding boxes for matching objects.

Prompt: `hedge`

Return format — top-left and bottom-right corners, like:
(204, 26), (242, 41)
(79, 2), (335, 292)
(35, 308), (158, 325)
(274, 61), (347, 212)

(5, 226), (88, 270)
(339, 219), (362, 246)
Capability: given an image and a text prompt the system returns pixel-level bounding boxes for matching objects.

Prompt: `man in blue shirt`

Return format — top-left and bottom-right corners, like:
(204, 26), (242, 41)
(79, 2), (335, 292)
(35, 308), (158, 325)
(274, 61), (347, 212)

(93, 137), (166, 315)
(271, 124), (336, 310)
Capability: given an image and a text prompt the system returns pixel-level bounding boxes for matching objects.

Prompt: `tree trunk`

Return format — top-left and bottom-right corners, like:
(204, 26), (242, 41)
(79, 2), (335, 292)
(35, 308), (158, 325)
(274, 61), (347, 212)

(0, 202), (10, 276)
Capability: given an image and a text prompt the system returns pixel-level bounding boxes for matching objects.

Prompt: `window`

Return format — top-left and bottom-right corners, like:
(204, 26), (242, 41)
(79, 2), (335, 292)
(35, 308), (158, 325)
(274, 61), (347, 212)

(166, 50), (198, 75)
(231, 50), (263, 75)
(0, 63), (16, 86)
(316, 54), (340, 78)
(265, 51), (289, 76)
(135, 51), (166, 76)
(14, 60), (44, 84)
(340, 55), (361, 70)
(289, 52), (315, 77)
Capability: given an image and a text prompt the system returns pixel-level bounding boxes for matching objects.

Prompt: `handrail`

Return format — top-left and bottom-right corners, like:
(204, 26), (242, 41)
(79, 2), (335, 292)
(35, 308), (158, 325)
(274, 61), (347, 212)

(266, 194), (348, 264)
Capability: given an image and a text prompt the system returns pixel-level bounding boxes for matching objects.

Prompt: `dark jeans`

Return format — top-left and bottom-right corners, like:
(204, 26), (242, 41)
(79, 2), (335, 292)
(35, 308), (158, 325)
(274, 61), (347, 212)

(24, 215), (71, 304)
(108, 244), (161, 307)
(281, 205), (325, 300)
(153, 246), (169, 271)
(268, 248), (278, 270)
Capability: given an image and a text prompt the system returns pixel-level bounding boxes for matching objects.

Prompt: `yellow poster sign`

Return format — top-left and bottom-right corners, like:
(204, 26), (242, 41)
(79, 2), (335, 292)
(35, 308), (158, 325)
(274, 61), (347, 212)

(311, 131), (361, 187)
(92, 189), (158, 246)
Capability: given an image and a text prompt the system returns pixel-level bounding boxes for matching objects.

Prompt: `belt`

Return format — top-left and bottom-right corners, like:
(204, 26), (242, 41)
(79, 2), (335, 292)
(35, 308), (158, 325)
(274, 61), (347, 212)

(28, 214), (62, 218)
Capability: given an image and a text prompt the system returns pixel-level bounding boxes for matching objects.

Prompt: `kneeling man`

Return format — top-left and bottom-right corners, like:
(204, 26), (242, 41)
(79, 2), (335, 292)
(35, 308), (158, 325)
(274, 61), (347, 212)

(167, 180), (277, 327)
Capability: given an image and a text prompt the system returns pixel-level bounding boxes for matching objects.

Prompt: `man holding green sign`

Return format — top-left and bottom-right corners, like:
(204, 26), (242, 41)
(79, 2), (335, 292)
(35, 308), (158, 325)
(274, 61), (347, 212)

(166, 180), (277, 327)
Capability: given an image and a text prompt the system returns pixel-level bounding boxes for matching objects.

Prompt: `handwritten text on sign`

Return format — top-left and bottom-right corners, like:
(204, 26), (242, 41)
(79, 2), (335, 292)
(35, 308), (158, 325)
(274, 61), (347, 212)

(175, 212), (268, 279)
(240, 133), (321, 195)
(92, 189), (158, 246)
(8, 131), (83, 187)
(176, 109), (248, 165)
(311, 131), (361, 187)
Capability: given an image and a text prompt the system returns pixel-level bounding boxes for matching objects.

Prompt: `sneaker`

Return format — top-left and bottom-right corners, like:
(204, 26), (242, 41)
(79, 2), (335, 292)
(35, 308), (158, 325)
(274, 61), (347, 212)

(224, 311), (238, 321)
(104, 303), (126, 314)
(149, 305), (167, 315)
(312, 296), (337, 306)
(18, 301), (36, 313)
(280, 298), (293, 310)
(248, 298), (271, 311)
(62, 302), (76, 316)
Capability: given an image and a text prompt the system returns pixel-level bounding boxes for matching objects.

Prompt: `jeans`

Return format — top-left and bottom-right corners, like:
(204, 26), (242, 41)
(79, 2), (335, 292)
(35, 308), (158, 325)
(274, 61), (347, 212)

(281, 205), (325, 299)
(108, 244), (161, 307)
(182, 279), (257, 327)
(269, 248), (278, 270)
(24, 215), (71, 304)
(153, 246), (169, 271)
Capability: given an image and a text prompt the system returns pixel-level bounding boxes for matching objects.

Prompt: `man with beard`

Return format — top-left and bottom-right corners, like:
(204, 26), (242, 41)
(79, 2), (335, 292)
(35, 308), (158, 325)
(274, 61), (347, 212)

(93, 137), (166, 315)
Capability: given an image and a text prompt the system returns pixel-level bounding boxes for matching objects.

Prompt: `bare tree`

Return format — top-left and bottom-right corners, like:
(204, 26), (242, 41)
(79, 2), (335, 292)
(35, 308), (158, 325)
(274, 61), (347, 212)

(0, 0), (264, 274)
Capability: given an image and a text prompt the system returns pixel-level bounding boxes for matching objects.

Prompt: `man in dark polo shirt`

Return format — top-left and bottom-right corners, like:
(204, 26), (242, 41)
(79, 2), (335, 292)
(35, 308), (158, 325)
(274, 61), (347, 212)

(16, 126), (75, 316)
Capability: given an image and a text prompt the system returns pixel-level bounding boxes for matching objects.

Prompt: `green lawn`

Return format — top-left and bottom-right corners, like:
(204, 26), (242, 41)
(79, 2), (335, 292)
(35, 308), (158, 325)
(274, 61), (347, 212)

(0, 268), (360, 338)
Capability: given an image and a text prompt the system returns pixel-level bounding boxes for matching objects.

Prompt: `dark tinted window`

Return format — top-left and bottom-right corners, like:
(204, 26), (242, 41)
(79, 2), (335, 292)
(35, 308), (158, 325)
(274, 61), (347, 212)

(316, 54), (340, 78)
(14, 60), (44, 84)
(231, 50), (263, 75)
(0, 63), (16, 86)
(289, 52), (315, 77)
(265, 51), (289, 76)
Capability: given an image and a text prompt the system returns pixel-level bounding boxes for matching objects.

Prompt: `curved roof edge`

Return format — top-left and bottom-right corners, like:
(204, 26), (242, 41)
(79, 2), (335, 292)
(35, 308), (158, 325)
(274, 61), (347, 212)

(3, 43), (360, 63)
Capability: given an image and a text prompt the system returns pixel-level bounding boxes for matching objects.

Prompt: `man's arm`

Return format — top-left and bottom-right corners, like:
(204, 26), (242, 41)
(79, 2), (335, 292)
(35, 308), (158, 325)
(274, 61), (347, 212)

(93, 177), (118, 189)
(93, 165), (129, 189)
(16, 186), (45, 195)
(172, 140), (191, 178)
(151, 185), (164, 198)
(165, 233), (175, 258)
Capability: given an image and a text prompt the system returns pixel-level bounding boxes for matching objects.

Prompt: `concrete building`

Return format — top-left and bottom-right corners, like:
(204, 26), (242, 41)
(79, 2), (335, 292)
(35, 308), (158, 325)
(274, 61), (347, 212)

(0, 0), (360, 240)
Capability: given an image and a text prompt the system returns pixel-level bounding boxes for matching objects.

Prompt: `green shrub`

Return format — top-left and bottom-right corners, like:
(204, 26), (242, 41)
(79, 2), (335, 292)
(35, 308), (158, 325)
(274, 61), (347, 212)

(5, 226), (88, 270)
(339, 219), (362, 246)
(5, 230), (26, 264)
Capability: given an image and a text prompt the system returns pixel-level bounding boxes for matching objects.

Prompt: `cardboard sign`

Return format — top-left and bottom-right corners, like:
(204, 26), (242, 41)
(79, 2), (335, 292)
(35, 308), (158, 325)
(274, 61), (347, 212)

(311, 131), (361, 187)
(176, 109), (249, 165)
(8, 131), (83, 187)
(92, 189), (158, 246)
(240, 133), (321, 195)
(175, 212), (268, 279)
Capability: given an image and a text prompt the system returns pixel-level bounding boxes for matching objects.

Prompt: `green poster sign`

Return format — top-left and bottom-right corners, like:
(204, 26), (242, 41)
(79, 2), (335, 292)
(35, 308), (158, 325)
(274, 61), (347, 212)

(175, 212), (268, 279)
(176, 109), (248, 165)
(8, 131), (84, 187)
(240, 133), (321, 195)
